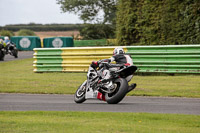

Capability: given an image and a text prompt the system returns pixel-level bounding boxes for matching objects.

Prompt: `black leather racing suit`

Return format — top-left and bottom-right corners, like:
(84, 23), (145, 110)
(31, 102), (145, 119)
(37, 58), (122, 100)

(96, 53), (136, 92)
(109, 54), (133, 65)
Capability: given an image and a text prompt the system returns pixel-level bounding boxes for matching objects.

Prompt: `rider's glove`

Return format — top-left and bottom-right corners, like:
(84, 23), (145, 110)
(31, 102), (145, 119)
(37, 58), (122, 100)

(91, 61), (99, 68)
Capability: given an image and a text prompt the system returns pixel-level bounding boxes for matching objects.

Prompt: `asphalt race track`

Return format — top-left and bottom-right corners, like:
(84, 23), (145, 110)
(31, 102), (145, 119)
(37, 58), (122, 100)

(1, 51), (34, 62)
(0, 93), (200, 115)
(1, 52), (200, 115)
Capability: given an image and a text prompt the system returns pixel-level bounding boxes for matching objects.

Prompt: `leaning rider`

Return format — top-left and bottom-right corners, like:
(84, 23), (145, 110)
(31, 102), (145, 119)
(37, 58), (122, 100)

(100, 47), (137, 93)
(0, 39), (6, 47)
(4, 36), (11, 53)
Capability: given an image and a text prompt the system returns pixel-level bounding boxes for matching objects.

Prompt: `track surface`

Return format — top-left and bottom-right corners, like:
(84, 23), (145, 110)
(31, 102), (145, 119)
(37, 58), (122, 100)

(0, 94), (200, 115)
(1, 51), (34, 62)
(1, 52), (200, 115)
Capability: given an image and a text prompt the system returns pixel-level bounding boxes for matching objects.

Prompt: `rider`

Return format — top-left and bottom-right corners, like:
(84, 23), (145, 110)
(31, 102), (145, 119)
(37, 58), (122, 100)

(4, 36), (10, 44)
(0, 39), (6, 47)
(98, 47), (137, 93)
(4, 36), (11, 53)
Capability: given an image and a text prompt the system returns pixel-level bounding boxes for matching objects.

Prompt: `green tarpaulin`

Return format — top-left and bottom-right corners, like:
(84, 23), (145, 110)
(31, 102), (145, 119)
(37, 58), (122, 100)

(0, 36), (4, 40)
(43, 37), (74, 48)
(11, 36), (41, 51)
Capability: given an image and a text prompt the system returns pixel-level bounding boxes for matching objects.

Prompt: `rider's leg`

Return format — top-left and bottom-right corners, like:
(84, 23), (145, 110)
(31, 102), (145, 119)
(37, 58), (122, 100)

(126, 75), (137, 93)
(127, 83), (137, 93)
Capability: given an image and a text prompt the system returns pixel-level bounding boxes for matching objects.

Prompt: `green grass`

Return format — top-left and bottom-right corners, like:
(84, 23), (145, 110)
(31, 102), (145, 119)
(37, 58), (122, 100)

(130, 75), (200, 98)
(0, 58), (200, 98)
(0, 111), (199, 133)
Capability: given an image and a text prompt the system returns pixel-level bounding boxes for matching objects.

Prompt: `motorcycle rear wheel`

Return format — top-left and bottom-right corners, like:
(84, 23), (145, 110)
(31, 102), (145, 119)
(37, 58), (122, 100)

(74, 80), (87, 103)
(105, 78), (128, 104)
(0, 53), (4, 61)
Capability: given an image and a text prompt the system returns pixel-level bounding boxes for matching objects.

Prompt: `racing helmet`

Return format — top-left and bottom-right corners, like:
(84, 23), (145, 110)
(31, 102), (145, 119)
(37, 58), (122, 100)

(4, 36), (9, 40)
(113, 47), (125, 55)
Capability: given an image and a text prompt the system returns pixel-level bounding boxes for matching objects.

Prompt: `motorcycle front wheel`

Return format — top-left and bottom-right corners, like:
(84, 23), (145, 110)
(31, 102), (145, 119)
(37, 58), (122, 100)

(12, 49), (18, 58)
(74, 80), (87, 103)
(105, 78), (128, 104)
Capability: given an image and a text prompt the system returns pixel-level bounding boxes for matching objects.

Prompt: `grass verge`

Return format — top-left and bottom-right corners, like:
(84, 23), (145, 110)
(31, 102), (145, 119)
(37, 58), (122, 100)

(0, 111), (199, 133)
(0, 58), (200, 98)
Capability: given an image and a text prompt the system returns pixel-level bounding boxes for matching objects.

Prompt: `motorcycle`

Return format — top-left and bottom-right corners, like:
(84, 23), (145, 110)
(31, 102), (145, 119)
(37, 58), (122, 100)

(0, 43), (6, 61)
(6, 42), (18, 58)
(74, 60), (137, 104)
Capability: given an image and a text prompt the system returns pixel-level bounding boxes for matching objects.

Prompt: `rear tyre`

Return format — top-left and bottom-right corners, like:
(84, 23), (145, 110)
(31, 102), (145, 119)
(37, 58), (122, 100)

(0, 51), (4, 61)
(74, 80), (87, 103)
(105, 78), (128, 104)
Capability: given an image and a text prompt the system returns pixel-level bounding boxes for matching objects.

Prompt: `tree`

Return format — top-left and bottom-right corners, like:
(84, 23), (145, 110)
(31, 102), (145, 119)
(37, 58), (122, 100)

(0, 30), (14, 38)
(80, 24), (115, 39)
(57, 0), (117, 24)
(116, 0), (200, 45)
(17, 29), (36, 36)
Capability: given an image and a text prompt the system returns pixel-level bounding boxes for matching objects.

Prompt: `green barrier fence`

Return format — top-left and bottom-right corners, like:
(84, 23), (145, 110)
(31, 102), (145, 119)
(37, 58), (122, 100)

(11, 36), (41, 50)
(126, 45), (200, 73)
(43, 37), (74, 48)
(33, 45), (200, 74)
(33, 47), (113, 72)
(0, 36), (4, 39)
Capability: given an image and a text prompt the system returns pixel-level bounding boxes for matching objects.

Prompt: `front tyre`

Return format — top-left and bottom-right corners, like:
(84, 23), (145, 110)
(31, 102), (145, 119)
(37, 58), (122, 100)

(74, 80), (87, 103)
(13, 49), (18, 58)
(105, 78), (128, 104)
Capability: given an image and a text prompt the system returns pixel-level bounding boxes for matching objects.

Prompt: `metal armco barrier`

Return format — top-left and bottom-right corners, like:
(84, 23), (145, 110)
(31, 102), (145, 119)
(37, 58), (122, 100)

(33, 47), (114, 72)
(33, 45), (200, 73)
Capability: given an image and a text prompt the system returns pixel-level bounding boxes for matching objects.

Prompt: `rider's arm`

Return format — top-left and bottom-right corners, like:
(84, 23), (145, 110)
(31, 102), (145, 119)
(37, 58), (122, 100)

(109, 57), (115, 62)
(99, 57), (115, 63)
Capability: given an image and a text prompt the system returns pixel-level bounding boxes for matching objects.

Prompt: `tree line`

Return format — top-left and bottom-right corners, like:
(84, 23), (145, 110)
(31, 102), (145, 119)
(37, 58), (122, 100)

(57, 0), (200, 45)
(116, 0), (200, 45)
(0, 23), (83, 32)
(1, 0), (200, 44)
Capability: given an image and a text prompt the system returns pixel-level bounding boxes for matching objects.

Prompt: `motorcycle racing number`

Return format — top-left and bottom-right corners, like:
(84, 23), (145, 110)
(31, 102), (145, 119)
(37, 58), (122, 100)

(52, 38), (63, 48)
(19, 38), (31, 48)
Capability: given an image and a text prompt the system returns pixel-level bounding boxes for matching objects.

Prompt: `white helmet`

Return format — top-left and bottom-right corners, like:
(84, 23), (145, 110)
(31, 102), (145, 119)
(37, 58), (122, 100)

(113, 47), (125, 55)
(4, 36), (9, 40)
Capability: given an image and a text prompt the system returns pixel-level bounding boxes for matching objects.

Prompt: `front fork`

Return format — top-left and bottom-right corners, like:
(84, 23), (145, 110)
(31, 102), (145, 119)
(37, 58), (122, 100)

(85, 80), (106, 101)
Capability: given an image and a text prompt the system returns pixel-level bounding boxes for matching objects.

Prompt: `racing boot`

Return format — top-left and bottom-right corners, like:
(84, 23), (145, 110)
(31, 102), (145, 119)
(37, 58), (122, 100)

(127, 83), (136, 93)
